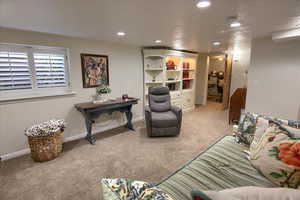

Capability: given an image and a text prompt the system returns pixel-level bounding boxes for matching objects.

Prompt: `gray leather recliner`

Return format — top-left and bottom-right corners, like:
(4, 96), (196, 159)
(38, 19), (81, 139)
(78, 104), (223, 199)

(145, 86), (182, 137)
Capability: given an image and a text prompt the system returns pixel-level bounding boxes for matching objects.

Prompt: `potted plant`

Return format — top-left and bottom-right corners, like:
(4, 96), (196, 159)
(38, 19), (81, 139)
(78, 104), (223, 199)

(95, 77), (111, 103)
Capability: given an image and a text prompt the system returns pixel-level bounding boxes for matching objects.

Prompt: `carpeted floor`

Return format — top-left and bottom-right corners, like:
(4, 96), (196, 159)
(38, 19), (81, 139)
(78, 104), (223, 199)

(0, 101), (231, 200)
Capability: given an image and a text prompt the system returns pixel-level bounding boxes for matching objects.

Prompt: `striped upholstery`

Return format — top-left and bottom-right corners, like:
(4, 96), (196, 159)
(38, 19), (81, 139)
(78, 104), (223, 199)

(156, 136), (275, 200)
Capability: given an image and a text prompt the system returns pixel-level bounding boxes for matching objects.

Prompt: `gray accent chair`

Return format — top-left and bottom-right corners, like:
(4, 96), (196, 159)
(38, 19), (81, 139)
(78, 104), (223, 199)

(145, 86), (182, 137)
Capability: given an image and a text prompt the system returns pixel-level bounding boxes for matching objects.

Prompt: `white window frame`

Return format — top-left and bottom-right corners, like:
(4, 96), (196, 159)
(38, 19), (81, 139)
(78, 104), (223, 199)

(0, 43), (74, 103)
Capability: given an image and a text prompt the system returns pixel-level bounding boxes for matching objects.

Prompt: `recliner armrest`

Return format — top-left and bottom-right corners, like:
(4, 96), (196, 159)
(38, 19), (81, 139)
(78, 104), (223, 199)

(171, 106), (182, 115)
(144, 105), (152, 136)
(171, 106), (182, 130)
(145, 105), (151, 113)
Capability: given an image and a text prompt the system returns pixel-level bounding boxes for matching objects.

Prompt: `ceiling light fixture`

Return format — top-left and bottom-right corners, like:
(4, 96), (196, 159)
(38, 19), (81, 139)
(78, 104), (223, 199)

(196, 0), (211, 8)
(155, 40), (162, 43)
(117, 31), (126, 36)
(228, 16), (241, 28)
(230, 21), (241, 28)
(213, 41), (221, 46)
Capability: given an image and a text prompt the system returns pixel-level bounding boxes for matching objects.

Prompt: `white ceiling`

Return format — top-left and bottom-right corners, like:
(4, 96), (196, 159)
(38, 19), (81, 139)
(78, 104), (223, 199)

(1, 0), (300, 52)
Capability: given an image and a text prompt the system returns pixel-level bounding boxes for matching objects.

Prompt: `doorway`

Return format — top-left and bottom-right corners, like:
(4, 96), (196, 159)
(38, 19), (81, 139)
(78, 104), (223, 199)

(195, 53), (233, 110)
(207, 55), (226, 104)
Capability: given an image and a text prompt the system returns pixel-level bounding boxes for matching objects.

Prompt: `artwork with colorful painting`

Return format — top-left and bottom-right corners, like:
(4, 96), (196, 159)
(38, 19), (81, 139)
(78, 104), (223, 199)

(81, 54), (109, 88)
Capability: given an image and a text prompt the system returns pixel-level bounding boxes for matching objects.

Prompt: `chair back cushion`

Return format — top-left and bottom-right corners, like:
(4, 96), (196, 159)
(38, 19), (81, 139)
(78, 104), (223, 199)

(148, 86), (171, 112)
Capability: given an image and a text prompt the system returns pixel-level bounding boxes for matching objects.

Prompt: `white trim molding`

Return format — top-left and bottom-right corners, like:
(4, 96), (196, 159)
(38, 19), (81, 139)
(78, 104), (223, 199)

(0, 116), (144, 161)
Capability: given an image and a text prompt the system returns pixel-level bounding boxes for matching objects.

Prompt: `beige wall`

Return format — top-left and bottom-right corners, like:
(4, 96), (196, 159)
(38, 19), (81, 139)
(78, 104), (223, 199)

(230, 48), (251, 96)
(195, 54), (209, 105)
(0, 28), (144, 156)
(246, 36), (300, 120)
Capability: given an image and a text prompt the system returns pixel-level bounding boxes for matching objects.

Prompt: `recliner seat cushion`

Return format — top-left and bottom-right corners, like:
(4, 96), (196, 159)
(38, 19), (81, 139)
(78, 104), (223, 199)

(152, 111), (178, 128)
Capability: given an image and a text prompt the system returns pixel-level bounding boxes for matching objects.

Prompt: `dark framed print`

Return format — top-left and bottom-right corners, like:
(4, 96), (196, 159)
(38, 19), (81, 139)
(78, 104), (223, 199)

(80, 54), (109, 88)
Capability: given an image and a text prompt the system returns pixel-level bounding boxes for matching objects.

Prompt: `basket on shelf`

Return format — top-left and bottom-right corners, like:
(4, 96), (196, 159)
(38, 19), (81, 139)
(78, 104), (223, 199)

(25, 119), (65, 162)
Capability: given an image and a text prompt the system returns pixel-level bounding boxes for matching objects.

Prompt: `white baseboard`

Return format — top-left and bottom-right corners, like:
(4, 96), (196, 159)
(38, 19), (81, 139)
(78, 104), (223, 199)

(1, 148), (31, 161)
(1, 117), (144, 161)
(183, 106), (195, 113)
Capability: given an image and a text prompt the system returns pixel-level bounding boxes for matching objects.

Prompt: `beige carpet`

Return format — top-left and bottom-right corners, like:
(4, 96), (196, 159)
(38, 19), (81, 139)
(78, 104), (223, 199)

(0, 101), (231, 200)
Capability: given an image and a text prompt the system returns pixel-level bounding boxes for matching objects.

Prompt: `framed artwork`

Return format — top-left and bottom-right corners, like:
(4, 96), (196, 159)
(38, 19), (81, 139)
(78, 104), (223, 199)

(80, 53), (109, 88)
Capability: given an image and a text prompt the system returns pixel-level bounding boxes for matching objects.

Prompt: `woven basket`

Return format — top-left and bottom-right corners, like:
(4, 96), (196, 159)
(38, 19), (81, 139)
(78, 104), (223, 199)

(27, 130), (63, 162)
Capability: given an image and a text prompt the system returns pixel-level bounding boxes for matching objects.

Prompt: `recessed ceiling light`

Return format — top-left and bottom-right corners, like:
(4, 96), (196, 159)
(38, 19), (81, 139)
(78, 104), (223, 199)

(155, 40), (162, 43)
(230, 21), (241, 28)
(228, 16), (241, 28)
(196, 0), (211, 8)
(117, 32), (126, 36)
(213, 41), (221, 46)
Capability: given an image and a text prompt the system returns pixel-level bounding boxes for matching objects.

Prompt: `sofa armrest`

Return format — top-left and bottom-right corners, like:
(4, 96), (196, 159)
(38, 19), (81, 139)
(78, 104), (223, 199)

(171, 106), (182, 129)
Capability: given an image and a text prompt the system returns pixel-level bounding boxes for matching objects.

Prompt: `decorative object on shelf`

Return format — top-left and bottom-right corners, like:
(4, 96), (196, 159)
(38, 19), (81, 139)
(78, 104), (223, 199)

(146, 63), (163, 69)
(122, 94), (129, 100)
(183, 71), (189, 79)
(167, 83), (176, 91)
(81, 53), (109, 88)
(166, 60), (176, 70)
(94, 80), (111, 104)
(183, 62), (190, 69)
(25, 119), (65, 162)
(183, 80), (191, 89)
(150, 71), (161, 82)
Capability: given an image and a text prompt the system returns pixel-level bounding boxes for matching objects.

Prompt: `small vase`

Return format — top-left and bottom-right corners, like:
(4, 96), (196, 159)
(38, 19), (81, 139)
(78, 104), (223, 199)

(94, 93), (109, 104)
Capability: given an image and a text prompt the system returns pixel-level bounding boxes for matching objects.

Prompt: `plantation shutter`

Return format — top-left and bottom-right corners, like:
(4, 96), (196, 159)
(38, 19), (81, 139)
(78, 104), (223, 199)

(0, 51), (32, 91)
(33, 53), (67, 88)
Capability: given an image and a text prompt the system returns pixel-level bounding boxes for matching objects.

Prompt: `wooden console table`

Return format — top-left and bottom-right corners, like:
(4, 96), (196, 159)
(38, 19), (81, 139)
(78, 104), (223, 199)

(75, 98), (139, 145)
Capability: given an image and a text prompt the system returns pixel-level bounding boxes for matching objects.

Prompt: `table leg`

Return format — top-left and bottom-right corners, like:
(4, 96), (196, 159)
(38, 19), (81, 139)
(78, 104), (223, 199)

(124, 105), (134, 130)
(85, 118), (96, 145)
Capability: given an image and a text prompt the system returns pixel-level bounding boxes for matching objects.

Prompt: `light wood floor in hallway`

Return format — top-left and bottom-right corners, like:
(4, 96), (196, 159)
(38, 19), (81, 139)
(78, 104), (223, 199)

(0, 101), (231, 200)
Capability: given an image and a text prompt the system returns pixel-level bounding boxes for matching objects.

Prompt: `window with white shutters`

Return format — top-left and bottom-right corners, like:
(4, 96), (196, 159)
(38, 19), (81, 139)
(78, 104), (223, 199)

(0, 52), (32, 91)
(34, 53), (67, 88)
(0, 43), (71, 101)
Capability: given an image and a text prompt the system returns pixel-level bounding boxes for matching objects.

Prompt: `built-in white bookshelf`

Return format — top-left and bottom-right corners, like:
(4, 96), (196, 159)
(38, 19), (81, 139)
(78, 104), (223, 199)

(143, 48), (198, 111)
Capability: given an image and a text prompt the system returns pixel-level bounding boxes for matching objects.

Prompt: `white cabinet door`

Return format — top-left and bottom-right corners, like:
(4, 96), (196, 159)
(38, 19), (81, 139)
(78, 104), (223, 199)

(171, 98), (182, 108)
(182, 91), (195, 109)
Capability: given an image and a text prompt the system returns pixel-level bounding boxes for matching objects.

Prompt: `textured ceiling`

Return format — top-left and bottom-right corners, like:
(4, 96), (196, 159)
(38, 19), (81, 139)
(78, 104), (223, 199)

(0, 0), (300, 52)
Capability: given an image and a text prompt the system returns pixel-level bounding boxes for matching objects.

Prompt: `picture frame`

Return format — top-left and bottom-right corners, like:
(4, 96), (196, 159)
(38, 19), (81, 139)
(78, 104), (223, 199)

(80, 53), (109, 88)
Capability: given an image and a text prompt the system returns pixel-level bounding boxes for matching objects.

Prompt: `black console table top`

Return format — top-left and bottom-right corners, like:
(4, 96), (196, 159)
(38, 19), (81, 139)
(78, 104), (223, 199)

(75, 98), (139, 144)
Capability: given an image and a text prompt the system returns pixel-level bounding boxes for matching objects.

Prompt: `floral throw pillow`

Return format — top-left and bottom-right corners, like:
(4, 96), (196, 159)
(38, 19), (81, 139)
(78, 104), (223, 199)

(250, 122), (300, 189)
(236, 112), (259, 145)
(101, 178), (174, 200)
(236, 111), (300, 146)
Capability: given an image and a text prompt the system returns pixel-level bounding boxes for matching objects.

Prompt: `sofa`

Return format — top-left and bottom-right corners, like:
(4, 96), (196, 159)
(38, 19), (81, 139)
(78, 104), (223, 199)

(102, 110), (300, 199)
(101, 135), (276, 200)
(155, 135), (275, 200)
